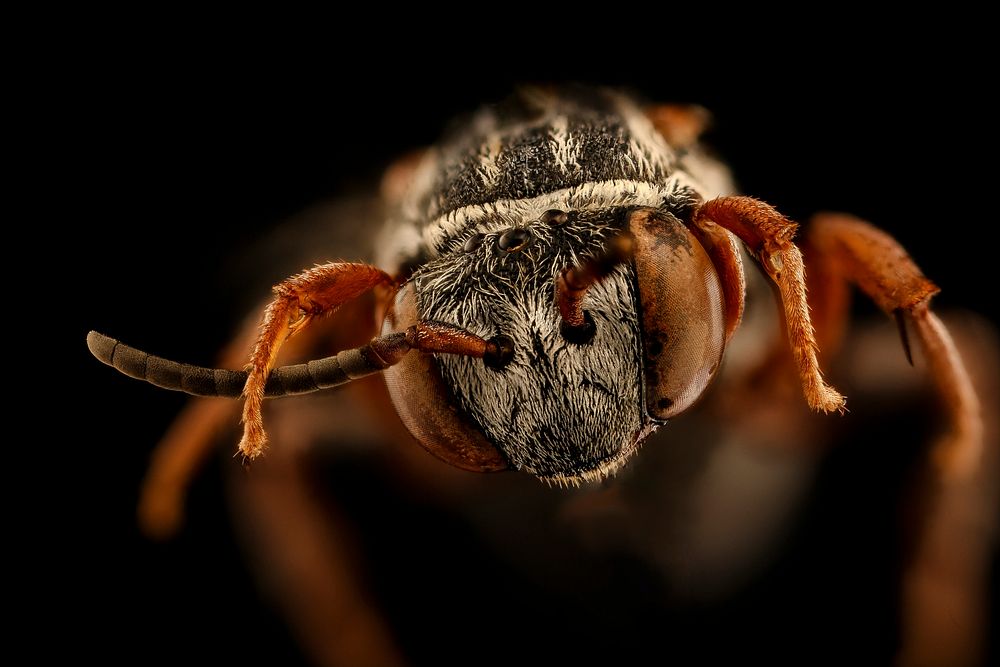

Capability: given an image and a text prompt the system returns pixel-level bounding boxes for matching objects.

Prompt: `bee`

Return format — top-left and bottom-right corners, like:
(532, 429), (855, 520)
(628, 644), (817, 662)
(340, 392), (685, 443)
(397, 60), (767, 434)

(88, 87), (982, 664)
(88, 85), (979, 490)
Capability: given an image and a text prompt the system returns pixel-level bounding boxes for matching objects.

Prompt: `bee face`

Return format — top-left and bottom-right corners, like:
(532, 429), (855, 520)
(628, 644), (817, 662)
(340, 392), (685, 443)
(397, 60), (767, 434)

(393, 208), (645, 483)
(383, 204), (729, 484)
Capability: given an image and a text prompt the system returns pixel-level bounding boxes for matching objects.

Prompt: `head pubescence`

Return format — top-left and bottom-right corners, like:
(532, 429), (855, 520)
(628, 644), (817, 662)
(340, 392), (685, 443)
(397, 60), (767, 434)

(411, 206), (647, 484)
(380, 87), (732, 485)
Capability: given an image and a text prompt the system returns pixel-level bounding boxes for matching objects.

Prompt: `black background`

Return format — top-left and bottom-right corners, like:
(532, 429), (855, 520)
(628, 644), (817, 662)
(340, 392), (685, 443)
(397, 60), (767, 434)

(43, 36), (997, 665)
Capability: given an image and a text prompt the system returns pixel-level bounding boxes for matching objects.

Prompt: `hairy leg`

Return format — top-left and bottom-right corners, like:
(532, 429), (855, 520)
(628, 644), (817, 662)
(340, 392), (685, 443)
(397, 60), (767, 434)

(138, 299), (355, 538)
(232, 430), (407, 667)
(808, 213), (981, 477)
(137, 318), (256, 538)
(240, 263), (394, 460)
(692, 197), (846, 413)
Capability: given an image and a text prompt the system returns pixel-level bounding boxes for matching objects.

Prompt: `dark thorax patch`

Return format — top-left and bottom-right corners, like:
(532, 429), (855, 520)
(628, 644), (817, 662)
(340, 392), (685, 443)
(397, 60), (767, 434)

(420, 87), (678, 220)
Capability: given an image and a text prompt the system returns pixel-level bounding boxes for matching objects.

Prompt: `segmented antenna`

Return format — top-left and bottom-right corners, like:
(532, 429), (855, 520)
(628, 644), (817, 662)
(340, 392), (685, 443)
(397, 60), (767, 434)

(87, 323), (498, 399)
(87, 331), (393, 398)
(555, 234), (634, 342)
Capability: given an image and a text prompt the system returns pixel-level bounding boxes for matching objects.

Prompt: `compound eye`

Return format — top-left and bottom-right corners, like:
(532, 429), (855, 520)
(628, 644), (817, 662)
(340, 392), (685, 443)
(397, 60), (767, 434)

(498, 228), (531, 252)
(627, 208), (726, 421)
(381, 283), (507, 472)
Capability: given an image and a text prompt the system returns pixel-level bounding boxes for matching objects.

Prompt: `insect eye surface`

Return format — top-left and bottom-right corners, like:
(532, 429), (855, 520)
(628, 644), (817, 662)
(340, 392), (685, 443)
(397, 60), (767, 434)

(498, 228), (532, 252)
(627, 208), (725, 421)
(463, 233), (486, 252)
(380, 283), (508, 472)
(539, 209), (568, 225)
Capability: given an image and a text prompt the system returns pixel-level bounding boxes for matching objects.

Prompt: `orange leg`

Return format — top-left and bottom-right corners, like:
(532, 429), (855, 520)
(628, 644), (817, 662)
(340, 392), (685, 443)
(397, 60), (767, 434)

(138, 299), (355, 538)
(240, 263), (394, 460)
(808, 213), (981, 477)
(233, 439), (407, 667)
(137, 317), (257, 538)
(693, 197), (846, 413)
(800, 238), (851, 361)
(645, 104), (712, 149)
(684, 215), (745, 343)
(139, 398), (237, 538)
